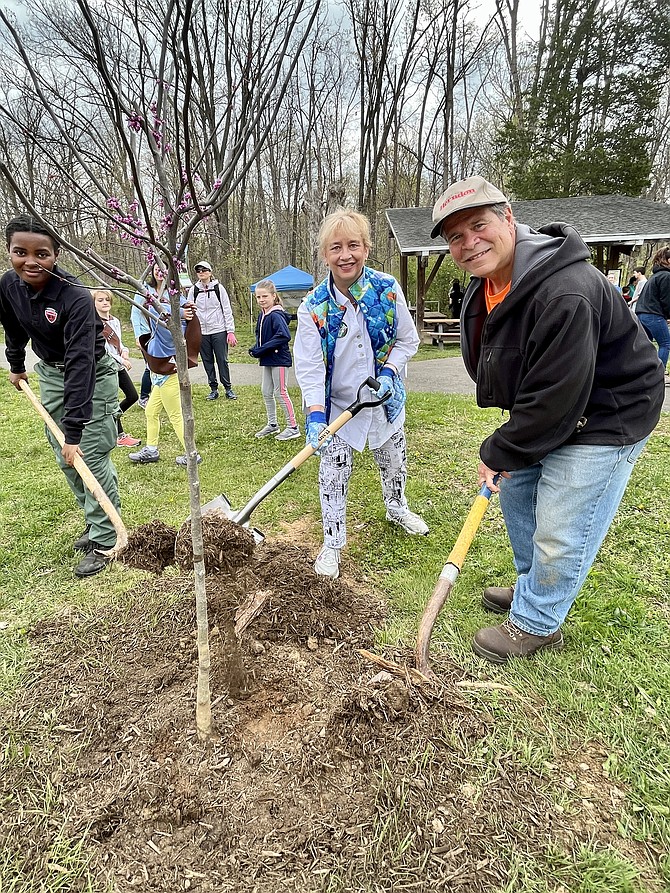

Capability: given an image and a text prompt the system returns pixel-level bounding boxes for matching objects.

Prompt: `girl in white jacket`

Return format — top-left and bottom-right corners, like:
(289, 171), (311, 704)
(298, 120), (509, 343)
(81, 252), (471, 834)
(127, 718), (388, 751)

(92, 289), (141, 448)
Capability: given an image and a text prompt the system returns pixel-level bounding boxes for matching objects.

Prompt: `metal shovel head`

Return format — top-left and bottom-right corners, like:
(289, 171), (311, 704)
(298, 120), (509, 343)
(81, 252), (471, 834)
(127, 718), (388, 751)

(201, 494), (265, 544)
(202, 494), (234, 515)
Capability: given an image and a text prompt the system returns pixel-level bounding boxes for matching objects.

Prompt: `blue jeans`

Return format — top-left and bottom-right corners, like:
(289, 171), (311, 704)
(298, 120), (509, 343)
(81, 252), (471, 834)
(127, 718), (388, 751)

(637, 312), (670, 368)
(499, 439), (649, 636)
(200, 331), (231, 391)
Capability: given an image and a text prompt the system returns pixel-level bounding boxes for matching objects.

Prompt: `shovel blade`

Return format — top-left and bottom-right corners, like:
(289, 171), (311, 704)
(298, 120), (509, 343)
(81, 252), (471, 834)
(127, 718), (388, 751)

(201, 494), (265, 545)
(202, 494), (234, 515)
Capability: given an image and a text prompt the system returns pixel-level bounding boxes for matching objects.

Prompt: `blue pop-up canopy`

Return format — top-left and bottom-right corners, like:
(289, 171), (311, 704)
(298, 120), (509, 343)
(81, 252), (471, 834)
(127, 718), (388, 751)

(250, 264), (314, 293)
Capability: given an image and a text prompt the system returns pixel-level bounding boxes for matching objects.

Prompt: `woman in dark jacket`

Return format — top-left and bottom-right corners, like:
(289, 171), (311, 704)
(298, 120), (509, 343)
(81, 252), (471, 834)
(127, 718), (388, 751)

(635, 246), (670, 375)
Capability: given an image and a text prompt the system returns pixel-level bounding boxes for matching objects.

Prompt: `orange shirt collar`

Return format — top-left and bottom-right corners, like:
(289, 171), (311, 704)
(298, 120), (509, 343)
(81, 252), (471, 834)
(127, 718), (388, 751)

(484, 278), (511, 313)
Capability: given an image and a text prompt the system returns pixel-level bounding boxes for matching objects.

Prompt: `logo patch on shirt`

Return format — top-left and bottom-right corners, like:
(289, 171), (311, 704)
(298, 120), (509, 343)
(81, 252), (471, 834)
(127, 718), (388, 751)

(338, 321), (348, 338)
(44, 307), (58, 324)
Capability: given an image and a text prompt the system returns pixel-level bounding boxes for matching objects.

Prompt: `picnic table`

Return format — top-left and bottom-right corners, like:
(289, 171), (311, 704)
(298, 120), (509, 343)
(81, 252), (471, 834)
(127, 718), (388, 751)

(420, 312), (460, 348)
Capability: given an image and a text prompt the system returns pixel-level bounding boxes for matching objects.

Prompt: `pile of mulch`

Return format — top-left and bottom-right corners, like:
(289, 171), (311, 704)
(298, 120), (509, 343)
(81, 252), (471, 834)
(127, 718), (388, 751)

(120, 519), (178, 573)
(121, 512), (257, 576)
(175, 511), (256, 573)
(0, 538), (646, 892)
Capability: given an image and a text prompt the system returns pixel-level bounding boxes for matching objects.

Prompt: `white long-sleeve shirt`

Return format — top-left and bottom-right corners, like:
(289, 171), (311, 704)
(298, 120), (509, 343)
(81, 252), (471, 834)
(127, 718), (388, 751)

(293, 275), (419, 451)
(101, 314), (128, 368)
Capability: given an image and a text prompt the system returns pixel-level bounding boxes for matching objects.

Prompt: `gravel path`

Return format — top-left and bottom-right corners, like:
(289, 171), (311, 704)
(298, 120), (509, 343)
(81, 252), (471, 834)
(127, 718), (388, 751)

(4, 347), (669, 409)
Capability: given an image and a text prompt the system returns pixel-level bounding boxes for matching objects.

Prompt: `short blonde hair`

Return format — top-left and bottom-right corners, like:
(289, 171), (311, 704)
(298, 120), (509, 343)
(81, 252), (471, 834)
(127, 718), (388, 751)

(255, 278), (283, 306)
(91, 288), (113, 305)
(318, 208), (372, 258)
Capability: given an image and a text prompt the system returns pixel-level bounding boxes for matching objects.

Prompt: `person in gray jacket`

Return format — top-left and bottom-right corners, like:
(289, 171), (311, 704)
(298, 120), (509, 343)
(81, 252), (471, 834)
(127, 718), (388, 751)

(431, 177), (664, 664)
(188, 261), (237, 400)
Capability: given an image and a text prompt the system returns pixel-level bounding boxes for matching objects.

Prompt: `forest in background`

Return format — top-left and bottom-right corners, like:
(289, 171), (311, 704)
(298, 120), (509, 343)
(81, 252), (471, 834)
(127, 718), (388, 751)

(1, 0), (670, 312)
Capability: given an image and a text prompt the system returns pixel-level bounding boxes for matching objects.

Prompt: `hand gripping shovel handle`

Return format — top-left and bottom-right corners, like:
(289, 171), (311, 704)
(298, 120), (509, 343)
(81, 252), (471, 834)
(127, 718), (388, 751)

(19, 380), (128, 557)
(415, 476), (500, 680)
(231, 377), (390, 528)
(286, 376), (389, 469)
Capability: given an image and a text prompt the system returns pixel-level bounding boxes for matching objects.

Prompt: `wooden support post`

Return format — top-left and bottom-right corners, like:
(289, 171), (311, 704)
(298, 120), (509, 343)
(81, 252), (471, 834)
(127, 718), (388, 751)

(608, 246), (621, 270)
(425, 254), (445, 312)
(416, 255), (427, 333)
(400, 254), (408, 297)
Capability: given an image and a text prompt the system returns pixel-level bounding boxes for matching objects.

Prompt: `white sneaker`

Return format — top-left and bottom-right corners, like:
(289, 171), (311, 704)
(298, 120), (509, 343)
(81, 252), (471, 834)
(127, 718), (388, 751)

(255, 423), (279, 438)
(386, 509), (429, 536)
(276, 426), (301, 441)
(314, 545), (340, 579)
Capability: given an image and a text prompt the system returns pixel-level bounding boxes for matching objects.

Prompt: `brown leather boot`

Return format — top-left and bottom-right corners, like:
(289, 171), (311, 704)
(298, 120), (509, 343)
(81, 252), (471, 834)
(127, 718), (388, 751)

(482, 585), (514, 613)
(473, 619), (564, 664)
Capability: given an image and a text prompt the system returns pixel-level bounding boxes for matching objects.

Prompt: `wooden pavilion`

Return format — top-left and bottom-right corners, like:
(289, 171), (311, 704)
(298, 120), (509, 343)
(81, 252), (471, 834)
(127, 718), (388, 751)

(386, 194), (670, 333)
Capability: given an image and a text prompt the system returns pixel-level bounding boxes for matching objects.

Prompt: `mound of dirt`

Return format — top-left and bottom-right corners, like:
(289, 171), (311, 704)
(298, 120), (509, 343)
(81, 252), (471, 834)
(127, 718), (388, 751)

(1, 539), (641, 892)
(175, 511), (256, 574)
(120, 519), (178, 573)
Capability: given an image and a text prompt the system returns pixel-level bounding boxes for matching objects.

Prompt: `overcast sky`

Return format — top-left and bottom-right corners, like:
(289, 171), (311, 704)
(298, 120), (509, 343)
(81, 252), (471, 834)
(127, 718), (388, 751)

(477, 0), (543, 39)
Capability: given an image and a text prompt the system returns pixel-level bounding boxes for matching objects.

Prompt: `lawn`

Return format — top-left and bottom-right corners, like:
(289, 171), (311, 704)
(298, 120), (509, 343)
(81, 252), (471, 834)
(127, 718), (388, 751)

(0, 380), (668, 892)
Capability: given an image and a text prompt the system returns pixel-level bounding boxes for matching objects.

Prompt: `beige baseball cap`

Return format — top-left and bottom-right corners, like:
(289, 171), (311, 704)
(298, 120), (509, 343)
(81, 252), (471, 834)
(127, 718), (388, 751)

(194, 260), (212, 271)
(431, 176), (509, 239)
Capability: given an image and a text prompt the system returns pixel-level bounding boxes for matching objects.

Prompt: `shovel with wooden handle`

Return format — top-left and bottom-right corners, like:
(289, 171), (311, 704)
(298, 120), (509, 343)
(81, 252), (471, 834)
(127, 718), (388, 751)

(415, 475), (500, 681)
(201, 377), (390, 543)
(19, 379), (128, 557)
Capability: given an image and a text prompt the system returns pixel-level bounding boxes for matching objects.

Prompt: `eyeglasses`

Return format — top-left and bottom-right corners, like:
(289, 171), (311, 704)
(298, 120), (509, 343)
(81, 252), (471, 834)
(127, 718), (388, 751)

(195, 267), (208, 273)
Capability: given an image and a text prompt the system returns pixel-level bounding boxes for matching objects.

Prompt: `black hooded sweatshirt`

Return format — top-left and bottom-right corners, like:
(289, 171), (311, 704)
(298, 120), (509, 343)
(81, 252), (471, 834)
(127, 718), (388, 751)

(635, 265), (670, 318)
(460, 222), (664, 471)
(0, 265), (105, 444)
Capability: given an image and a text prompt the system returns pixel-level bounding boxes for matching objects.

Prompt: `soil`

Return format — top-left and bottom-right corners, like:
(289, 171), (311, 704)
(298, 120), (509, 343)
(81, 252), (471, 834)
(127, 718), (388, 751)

(1, 527), (656, 892)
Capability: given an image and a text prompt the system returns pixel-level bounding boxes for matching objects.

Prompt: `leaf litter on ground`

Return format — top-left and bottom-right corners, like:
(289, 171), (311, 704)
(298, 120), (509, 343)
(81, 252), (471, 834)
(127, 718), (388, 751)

(2, 526), (660, 893)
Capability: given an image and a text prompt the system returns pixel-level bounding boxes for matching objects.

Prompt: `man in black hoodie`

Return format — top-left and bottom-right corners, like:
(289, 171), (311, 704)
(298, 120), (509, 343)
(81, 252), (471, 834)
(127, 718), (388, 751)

(431, 177), (664, 664)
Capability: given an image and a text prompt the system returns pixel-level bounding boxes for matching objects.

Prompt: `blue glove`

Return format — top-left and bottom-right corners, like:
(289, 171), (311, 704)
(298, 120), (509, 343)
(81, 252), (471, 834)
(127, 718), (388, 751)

(385, 375), (407, 422)
(375, 367), (396, 400)
(306, 410), (332, 453)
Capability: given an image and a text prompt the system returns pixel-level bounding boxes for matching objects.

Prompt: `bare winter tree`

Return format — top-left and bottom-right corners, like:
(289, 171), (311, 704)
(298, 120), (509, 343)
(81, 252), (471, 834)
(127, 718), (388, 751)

(0, 0), (320, 739)
(646, 79), (670, 203)
(344, 0), (429, 230)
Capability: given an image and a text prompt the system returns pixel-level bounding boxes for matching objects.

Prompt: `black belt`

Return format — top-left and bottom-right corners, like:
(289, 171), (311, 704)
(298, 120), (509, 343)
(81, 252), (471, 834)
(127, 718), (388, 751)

(46, 361), (66, 371)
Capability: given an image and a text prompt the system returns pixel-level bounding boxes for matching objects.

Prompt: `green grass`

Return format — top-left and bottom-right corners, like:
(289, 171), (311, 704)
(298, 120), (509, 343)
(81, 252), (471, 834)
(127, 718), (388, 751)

(0, 383), (669, 890)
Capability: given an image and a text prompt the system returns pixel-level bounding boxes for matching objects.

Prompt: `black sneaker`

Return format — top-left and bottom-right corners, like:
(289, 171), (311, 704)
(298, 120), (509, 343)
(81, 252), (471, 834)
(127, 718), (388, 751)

(225, 389), (238, 400)
(206, 390), (219, 401)
(74, 541), (111, 578)
(74, 524), (92, 552)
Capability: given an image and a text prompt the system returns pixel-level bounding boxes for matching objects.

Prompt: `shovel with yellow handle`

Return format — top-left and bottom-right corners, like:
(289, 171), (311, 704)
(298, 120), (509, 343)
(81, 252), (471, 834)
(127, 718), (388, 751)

(415, 475), (500, 680)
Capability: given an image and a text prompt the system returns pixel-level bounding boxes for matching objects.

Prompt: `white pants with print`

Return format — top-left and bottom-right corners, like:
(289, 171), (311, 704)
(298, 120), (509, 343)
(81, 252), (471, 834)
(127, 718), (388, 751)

(318, 430), (409, 549)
